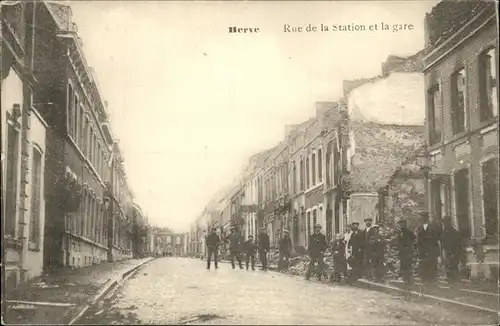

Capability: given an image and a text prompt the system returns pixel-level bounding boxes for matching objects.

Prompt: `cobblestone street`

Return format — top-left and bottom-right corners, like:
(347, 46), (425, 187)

(80, 258), (497, 325)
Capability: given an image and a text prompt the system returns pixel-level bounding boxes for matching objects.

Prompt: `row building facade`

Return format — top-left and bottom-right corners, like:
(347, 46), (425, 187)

(2, 1), (153, 290)
(423, 0), (498, 280)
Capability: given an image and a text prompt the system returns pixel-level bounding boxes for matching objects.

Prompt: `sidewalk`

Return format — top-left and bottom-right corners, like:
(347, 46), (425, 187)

(4, 257), (153, 325)
(356, 276), (500, 315)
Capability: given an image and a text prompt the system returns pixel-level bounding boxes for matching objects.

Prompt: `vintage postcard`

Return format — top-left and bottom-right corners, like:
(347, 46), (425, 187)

(1, 0), (499, 325)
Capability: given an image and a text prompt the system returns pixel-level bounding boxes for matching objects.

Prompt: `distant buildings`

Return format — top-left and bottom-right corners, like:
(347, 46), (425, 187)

(423, 1), (498, 279)
(152, 227), (186, 256)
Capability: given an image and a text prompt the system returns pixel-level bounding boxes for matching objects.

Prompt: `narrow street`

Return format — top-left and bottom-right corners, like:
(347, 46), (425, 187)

(80, 258), (497, 325)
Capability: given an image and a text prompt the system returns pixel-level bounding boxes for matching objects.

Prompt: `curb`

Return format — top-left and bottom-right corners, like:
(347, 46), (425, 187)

(355, 278), (500, 316)
(217, 257), (498, 316)
(68, 257), (155, 325)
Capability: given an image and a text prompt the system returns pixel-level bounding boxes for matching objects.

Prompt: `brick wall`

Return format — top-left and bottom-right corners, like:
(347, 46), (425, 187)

(424, 17), (498, 239)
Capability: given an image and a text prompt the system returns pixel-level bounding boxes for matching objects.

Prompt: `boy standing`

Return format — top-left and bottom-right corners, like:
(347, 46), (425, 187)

(330, 233), (347, 283)
(244, 235), (258, 270)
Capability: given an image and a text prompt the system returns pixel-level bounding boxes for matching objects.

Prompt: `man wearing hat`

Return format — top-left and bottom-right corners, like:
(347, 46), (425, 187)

(347, 221), (365, 280)
(362, 217), (377, 279)
(228, 226), (244, 270)
(305, 224), (328, 280)
(205, 227), (221, 270)
(278, 230), (292, 272)
(367, 225), (385, 281)
(416, 211), (442, 282)
(394, 218), (416, 284)
(257, 227), (270, 271)
(441, 216), (464, 283)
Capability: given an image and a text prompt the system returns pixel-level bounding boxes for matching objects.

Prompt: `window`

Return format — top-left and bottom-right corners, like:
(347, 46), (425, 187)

(300, 159), (304, 191)
(81, 191), (87, 236)
(311, 153), (316, 185)
(305, 158), (310, 189)
(5, 124), (20, 238)
(333, 143), (340, 186)
(292, 163), (297, 195)
(29, 148), (42, 246)
(94, 198), (99, 240)
(88, 127), (93, 162)
(431, 178), (450, 223)
(318, 149), (323, 182)
(78, 104), (84, 146)
(313, 209), (317, 226)
(93, 135), (97, 167)
(479, 48), (498, 121)
(451, 69), (466, 134)
(326, 143), (331, 187)
(428, 85), (443, 145)
(306, 211), (311, 241)
(83, 118), (89, 156)
(67, 83), (74, 137)
(482, 158), (498, 240)
(97, 144), (101, 176)
(73, 95), (79, 141)
(87, 196), (94, 239)
(454, 168), (471, 238)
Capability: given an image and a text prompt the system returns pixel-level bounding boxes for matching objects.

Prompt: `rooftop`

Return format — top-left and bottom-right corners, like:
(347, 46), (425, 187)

(424, 0), (495, 48)
(343, 50), (425, 96)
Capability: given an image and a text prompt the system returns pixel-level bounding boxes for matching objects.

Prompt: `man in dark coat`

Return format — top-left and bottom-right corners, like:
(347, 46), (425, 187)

(305, 224), (328, 281)
(278, 230), (292, 272)
(243, 235), (258, 270)
(258, 227), (270, 271)
(394, 218), (416, 284)
(416, 211), (442, 283)
(362, 217), (376, 279)
(347, 221), (365, 281)
(441, 216), (463, 283)
(368, 225), (385, 282)
(205, 227), (220, 270)
(227, 227), (244, 269)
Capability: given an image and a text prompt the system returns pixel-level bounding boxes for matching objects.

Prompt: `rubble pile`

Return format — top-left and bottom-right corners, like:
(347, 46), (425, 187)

(268, 249), (281, 266)
(288, 257), (310, 276)
(287, 249), (335, 276)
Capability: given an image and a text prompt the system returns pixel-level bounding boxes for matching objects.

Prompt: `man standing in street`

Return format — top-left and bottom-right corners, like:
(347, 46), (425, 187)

(258, 227), (270, 271)
(228, 226), (244, 270)
(278, 230), (292, 272)
(416, 211), (442, 283)
(205, 227), (220, 270)
(244, 235), (258, 271)
(362, 217), (375, 279)
(441, 216), (463, 284)
(305, 224), (328, 281)
(347, 221), (364, 281)
(393, 218), (416, 285)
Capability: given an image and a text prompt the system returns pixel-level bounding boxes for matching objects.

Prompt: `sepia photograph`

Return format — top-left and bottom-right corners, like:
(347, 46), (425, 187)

(1, 0), (499, 324)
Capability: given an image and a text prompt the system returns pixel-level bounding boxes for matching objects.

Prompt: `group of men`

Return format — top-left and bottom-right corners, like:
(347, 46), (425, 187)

(204, 211), (465, 284)
(204, 226), (274, 271)
(306, 211), (465, 284)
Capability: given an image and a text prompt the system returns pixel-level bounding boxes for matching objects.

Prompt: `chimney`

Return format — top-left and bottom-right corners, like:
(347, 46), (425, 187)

(424, 12), (432, 48)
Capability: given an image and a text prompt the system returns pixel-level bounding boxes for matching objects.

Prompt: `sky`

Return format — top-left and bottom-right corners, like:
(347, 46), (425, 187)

(65, 0), (439, 232)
